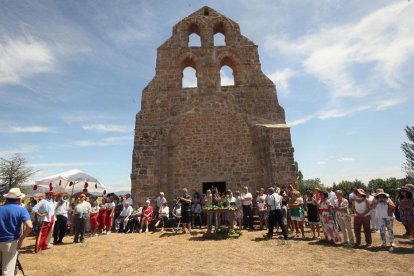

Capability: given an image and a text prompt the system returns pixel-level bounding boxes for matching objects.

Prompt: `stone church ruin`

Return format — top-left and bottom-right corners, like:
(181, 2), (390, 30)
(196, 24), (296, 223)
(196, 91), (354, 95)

(131, 6), (297, 203)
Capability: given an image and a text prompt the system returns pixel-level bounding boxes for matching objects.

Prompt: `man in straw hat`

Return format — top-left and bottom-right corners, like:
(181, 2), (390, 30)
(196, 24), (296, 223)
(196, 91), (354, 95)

(32, 190), (55, 253)
(0, 188), (33, 275)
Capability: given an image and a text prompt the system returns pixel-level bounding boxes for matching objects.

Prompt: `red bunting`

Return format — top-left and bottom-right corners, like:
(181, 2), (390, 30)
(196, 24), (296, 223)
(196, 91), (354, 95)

(84, 182), (88, 188)
(59, 179), (62, 186)
(69, 181), (73, 187)
(83, 188), (88, 193)
(33, 184), (38, 191)
(49, 183), (53, 190)
(103, 190), (107, 195)
(95, 183), (98, 189)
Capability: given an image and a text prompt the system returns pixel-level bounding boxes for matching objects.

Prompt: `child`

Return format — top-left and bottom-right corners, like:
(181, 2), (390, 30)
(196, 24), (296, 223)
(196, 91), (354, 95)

(191, 201), (202, 229)
(98, 199), (107, 234)
(305, 190), (320, 239)
(257, 196), (268, 230)
(90, 200), (100, 237)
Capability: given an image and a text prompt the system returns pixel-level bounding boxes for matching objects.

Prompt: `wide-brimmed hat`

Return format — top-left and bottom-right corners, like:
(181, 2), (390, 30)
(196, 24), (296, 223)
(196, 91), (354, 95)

(373, 189), (388, 198)
(3, 188), (25, 199)
(355, 188), (366, 196)
(399, 187), (413, 196)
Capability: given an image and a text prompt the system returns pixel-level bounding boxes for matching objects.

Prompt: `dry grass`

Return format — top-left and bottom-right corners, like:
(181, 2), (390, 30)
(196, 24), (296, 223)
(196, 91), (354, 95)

(18, 221), (413, 276)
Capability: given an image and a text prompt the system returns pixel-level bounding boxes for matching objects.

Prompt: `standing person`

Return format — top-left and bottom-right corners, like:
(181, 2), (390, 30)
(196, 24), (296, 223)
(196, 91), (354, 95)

(264, 187), (288, 240)
(53, 193), (70, 244)
(191, 200), (202, 229)
(333, 190), (354, 245)
(318, 191), (340, 244)
(26, 197), (37, 234)
(90, 200), (100, 237)
(305, 190), (320, 239)
(398, 186), (414, 248)
(98, 199), (107, 234)
(114, 196), (124, 230)
(124, 194), (133, 206)
(32, 191), (55, 253)
(289, 191), (305, 238)
(366, 189), (378, 232)
(234, 191), (243, 229)
(352, 189), (372, 247)
(373, 189), (395, 247)
(105, 196), (115, 234)
(0, 188), (33, 276)
(179, 188), (192, 234)
(140, 200), (154, 233)
(73, 194), (92, 243)
(155, 192), (167, 220)
(257, 188), (268, 230)
(240, 186), (253, 230)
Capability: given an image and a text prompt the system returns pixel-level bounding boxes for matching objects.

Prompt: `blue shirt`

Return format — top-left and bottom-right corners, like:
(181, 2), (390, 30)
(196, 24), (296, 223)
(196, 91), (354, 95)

(0, 202), (31, 242)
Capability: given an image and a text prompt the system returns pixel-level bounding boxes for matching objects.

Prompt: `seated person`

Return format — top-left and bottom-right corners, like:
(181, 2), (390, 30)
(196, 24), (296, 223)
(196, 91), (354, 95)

(126, 203), (142, 233)
(155, 202), (169, 232)
(116, 202), (133, 233)
(172, 202), (182, 229)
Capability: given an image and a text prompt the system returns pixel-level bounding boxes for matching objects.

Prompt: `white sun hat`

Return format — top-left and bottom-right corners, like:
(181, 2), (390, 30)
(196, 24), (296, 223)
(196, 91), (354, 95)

(3, 188), (26, 199)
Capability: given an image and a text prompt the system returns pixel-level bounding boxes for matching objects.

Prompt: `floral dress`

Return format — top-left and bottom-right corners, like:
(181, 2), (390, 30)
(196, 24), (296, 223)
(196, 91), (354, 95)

(399, 198), (414, 227)
(319, 200), (341, 242)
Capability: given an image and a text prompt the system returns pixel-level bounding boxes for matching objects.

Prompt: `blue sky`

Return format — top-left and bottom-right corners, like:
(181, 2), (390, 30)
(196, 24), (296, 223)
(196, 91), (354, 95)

(0, 0), (413, 191)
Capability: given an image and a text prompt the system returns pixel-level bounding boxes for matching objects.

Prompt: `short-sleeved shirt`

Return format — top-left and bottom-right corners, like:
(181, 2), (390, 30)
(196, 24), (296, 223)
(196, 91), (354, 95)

(0, 203), (31, 242)
(180, 195), (192, 212)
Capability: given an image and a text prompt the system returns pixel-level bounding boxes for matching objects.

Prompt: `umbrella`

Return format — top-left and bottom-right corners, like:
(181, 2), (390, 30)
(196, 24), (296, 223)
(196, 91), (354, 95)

(34, 169), (106, 196)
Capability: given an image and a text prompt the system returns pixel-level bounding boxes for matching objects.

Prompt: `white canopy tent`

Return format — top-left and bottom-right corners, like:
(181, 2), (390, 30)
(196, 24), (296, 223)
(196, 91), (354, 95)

(33, 169), (106, 196)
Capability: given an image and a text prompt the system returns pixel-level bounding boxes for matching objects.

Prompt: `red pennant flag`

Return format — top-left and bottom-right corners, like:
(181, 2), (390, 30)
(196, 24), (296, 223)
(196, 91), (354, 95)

(83, 188), (88, 193)
(59, 179), (62, 186)
(95, 183), (98, 189)
(33, 184), (38, 191)
(103, 190), (107, 195)
(69, 181), (73, 187)
(84, 182), (88, 188)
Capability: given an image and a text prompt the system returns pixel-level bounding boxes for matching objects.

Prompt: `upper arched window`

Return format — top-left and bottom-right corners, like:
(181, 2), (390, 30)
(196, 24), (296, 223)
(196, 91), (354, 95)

(182, 66), (197, 88)
(220, 65), (234, 86)
(188, 23), (201, 47)
(213, 23), (226, 46)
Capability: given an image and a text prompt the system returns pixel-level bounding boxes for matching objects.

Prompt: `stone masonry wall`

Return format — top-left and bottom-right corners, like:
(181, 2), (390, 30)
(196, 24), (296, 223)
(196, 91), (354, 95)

(131, 7), (297, 203)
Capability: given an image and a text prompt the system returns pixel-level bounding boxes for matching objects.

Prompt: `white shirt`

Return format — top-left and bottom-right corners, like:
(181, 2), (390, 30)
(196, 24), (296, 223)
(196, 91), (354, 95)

(241, 192), (253, 206)
(173, 206), (181, 218)
(124, 197), (133, 206)
(159, 206), (170, 218)
(32, 199), (55, 222)
(74, 201), (92, 216)
(119, 205), (133, 217)
(55, 200), (70, 218)
(155, 196), (167, 208)
(354, 197), (369, 216)
(266, 193), (282, 210)
(375, 199), (393, 219)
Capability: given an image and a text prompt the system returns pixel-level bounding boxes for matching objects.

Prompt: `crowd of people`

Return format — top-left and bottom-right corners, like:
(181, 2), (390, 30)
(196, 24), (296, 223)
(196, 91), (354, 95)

(1, 182), (414, 275)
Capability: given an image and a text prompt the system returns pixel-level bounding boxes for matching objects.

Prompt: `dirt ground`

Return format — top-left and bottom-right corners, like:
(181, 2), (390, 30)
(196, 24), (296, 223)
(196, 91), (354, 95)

(17, 221), (413, 276)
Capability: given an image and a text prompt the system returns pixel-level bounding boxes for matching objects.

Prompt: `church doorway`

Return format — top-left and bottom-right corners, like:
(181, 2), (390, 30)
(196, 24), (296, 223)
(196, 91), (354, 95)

(202, 182), (226, 195)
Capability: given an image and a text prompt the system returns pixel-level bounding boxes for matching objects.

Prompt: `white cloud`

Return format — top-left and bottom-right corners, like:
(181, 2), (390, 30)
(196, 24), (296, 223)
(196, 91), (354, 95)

(318, 105), (372, 120)
(0, 145), (39, 157)
(31, 161), (102, 168)
(73, 136), (132, 147)
(287, 115), (314, 127)
(182, 67), (197, 88)
(220, 66), (235, 86)
(265, 2), (414, 117)
(82, 124), (130, 133)
(345, 130), (356, 136)
(8, 126), (54, 133)
(317, 161), (327, 165)
(267, 68), (296, 94)
(338, 157), (355, 162)
(0, 37), (55, 84)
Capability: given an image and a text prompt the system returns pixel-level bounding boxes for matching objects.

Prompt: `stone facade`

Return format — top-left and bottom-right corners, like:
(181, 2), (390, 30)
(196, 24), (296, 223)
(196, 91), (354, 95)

(131, 6), (297, 203)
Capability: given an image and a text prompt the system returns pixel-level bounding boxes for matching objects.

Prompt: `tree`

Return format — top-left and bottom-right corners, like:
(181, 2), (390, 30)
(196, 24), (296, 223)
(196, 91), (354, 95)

(333, 179), (366, 199)
(0, 154), (35, 194)
(368, 177), (404, 200)
(298, 178), (324, 195)
(401, 125), (414, 178)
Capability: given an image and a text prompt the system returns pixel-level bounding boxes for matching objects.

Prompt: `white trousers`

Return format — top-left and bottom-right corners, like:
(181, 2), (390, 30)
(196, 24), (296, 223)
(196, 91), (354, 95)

(0, 240), (18, 276)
